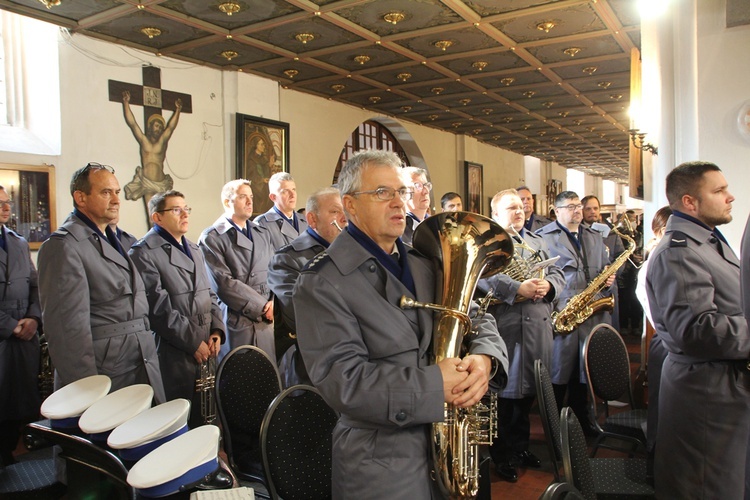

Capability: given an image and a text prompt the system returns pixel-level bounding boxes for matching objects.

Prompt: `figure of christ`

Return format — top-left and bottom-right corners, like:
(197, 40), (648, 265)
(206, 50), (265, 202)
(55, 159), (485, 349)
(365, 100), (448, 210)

(121, 90), (182, 211)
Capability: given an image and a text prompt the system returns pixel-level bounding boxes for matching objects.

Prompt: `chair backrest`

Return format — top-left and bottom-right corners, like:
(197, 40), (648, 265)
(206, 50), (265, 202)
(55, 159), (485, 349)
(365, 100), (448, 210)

(260, 385), (337, 500)
(534, 359), (563, 482)
(560, 408), (596, 500)
(583, 323), (633, 405)
(25, 421), (135, 500)
(539, 481), (586, 500)
(216, 345), (282, 478)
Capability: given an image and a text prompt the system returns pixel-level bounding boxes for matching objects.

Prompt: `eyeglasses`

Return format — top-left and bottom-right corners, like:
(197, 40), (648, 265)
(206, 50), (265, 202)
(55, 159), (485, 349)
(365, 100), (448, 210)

(72, 162), (115, 185)
(0, 200), (14, 208)
(157, 207), (192, 216)
(351, 187), (414, 201)
(412, 181), (432, 192)
(556, 204), (584, 211)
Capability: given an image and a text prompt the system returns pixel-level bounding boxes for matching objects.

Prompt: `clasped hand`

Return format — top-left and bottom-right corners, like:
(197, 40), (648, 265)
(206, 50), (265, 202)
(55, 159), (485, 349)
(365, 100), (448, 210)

(438, 354), (492, 408)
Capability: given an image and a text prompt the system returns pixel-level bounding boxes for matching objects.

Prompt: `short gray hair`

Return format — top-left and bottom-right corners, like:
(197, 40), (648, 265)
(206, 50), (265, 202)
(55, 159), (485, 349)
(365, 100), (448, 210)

(221, 179), (251, 204)
(306, 186), (341, 214)
(401, 166), (427, 184)
(269, 172), (294, 194)
(338, 149), (402, 196)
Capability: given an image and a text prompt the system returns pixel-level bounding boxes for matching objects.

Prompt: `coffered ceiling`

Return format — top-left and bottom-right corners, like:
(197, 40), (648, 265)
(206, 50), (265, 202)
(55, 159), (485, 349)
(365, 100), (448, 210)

(0, 0), (640, 182)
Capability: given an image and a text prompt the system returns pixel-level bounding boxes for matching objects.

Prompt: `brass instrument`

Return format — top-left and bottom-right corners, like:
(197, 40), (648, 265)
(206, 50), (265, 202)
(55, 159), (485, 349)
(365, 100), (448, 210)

(399, 211), (514, 499)
(38, 333), (54, 401)
(503, 226), (545, 303)
(196, 345), (217, 425)
(552, 220), (636, 334)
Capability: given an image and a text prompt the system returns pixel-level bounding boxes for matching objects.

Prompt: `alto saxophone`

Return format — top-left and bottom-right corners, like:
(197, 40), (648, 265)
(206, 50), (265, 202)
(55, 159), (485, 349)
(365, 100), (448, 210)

(400, 212), (514, 499)
(552, 220), (636, 334)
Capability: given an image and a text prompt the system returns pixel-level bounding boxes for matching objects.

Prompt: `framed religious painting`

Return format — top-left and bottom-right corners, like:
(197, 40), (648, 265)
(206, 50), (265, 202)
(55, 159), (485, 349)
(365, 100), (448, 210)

(0, 163), (56, 250)
(236, 114), (290, 216)
(464, 161), (483, 215)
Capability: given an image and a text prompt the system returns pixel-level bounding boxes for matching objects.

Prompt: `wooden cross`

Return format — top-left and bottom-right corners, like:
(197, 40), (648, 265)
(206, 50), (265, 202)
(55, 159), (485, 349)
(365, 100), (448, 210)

(108, 66), (192, 122)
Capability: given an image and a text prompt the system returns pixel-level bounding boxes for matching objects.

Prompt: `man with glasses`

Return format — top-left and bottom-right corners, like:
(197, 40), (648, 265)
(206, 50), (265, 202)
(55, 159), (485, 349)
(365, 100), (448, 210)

(0, 187), (42, 466)
(254, 172), (308, 250)
(401, 166), (432, 246)
(477, 189), (565, 482)
(536, 191), (615, 433)
(268, 187), (347, 387)
(517, 186), (551, 232)
(294, 149), (507, 498)
(199, 179), (275, 361)
(129, 190), (224, 426)
(38, 163), (165, 401)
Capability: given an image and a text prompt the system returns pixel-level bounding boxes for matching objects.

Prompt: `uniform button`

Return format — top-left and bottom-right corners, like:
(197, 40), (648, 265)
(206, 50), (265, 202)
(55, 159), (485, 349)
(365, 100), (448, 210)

(250, 273), (255, 277)
(709, 237), (717, 244)
(395, 411), (407, 422)
(525, 316), (531, 321)
(368, 264), (376, 272)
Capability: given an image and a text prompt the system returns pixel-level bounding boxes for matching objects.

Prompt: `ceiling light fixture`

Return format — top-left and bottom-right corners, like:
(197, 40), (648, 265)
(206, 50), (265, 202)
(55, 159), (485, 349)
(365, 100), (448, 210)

(218, 2), (241, 16)
(523, 91), (536, 98)
(140, 27), (162, 39)
(401, 105), (412, 112)
(542, 101), (554, 108)
(431, 87), (444, 95)
(283, 69), (299, 79)
(330, 84), (345, 93)
(396, 73), (412, 82)
(459, 98), (471, 106)
(452, 122), (462, 128)
(563, 47), (581, 57)
(558, 111), (570, 117)
(500, 77), (515, 86)
(434, 40), (453, 51)
(295, 33), (315, 44)
(369, 96), (381, 104)
(354, 55), (371, 65)
(536, 21), (557, 33)
(383, 12), (405, 25)
(610, 94), (623, 100)
(598, 81), (612, 89)
(220, 50), (238, 61)
(428, 114), (439, 121)
(482, 108), (493, 115)
(38, 0), (61, 8)
(582, 66), (598, 75)
(472, 61), (488, 71)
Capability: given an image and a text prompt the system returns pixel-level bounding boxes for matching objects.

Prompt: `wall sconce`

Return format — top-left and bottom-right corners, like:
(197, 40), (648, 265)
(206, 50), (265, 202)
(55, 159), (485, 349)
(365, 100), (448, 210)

(629, 129), (658, 155)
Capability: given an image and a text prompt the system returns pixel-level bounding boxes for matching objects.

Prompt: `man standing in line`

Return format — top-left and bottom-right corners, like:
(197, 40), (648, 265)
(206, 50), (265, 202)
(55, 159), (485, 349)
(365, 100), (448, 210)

(294, 149), (507, 498)
(254, 172), (308, 250)
(401, 166), (431, 246)
(536, 191), (615, 432)
(440, 192), (463, 212)
(0, 186), (42, 466)
(38, 163), (164, 401)
(647, 161), (748, 499)
(517, 186), (551, 232)
(268, 187), (347, 387)
(129, 190), (224, 427)
(199, 180), (275, 360)
(478, 189), (565, 482)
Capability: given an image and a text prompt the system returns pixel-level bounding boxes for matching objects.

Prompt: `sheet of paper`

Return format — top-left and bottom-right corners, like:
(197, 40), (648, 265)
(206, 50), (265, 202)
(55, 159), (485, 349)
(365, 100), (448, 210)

(190, 487), (254, 500)
(529, 255), (560, 274)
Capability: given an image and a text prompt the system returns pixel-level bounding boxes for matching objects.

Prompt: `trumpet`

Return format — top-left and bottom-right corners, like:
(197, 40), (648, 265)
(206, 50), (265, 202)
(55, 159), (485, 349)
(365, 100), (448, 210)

(195, 339), (218, 425)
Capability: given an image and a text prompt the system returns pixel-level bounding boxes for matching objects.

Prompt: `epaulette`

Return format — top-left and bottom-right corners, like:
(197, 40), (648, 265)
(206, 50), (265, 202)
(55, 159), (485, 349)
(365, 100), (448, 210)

(301, 251), (330, 272)
(669, 231), (688, 247)
(49, 228), (69, 239)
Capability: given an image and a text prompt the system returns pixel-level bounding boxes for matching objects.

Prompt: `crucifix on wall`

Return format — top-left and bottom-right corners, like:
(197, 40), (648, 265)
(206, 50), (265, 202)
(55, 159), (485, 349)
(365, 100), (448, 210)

(108, 66), (192, 220)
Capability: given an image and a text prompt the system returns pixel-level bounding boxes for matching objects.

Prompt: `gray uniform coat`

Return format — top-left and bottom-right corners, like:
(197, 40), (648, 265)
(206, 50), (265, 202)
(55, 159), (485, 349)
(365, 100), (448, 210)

(536, 222), (613, 384)
(253, 208), (308, 251)
(267, 230), (325, 377)
(198, 217), (275, 359)
(477, 230), (565, 398)
(294, 229), (508, 500)
(0, 228), (41, 420)
(129, 229), (225, 405)
(647, 215), (750, 499)
(401, 215), (420, 246)
(526, 213), (552, 233)
(38, 214), (165, 402)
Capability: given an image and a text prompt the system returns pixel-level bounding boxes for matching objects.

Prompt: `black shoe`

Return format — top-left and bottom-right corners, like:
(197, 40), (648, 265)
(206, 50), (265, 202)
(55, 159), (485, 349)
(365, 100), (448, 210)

(495, 461), (518, 482)
(195, 469), (233, 490)
(514, 450), (541, 468)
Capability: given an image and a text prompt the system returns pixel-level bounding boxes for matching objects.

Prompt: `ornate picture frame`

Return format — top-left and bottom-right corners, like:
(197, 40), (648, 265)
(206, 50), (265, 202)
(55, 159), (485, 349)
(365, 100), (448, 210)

(464, 161), (483, 215)
(0, 163), (56, 250)
(235, 114), (290, 216)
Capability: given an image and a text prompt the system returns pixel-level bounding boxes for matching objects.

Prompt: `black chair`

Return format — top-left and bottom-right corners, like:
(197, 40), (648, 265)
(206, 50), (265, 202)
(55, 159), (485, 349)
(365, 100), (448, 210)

(0, 447), (65, 500)
(560, 408), (654, 500)
(260, 385), (337, 500)
(583, 324), (648, 457)
(25, 421), (135, 500)
(535, 359), (564, 482)
(539, 481), (586, 500)
(216, 345), (282, 490)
